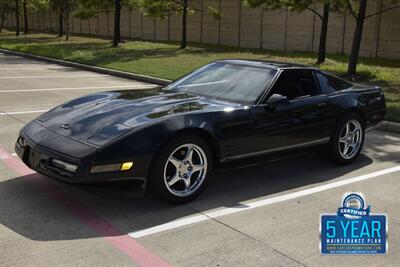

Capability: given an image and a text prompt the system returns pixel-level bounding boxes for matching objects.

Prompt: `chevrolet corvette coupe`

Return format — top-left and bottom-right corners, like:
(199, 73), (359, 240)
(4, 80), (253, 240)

(15, 60), (386, 202)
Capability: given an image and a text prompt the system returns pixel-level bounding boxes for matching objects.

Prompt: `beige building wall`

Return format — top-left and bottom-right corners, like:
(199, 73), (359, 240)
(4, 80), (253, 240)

(3, 0), (400, 59)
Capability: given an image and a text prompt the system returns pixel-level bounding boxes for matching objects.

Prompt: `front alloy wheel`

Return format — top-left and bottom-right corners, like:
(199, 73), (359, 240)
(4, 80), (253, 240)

(164, 144), (208, 197)
(149, 134), (212, 203)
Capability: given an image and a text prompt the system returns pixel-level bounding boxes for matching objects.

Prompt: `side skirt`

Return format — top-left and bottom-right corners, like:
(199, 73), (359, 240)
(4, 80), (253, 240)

(221, 138), (330, 162)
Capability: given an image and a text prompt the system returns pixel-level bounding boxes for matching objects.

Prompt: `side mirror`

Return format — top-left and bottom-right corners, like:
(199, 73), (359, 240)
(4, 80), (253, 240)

(266, 94), (289, 105)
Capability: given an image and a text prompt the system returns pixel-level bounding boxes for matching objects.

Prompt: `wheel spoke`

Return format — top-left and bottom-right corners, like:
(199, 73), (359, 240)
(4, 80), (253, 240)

(167, 173), (181, 186)
(183, 177), (191, 191)
(344, 123), (350, 137)
(169, 157), (181, 169)
(342, 142), (350, 156)
(169, 157), (181, 168)
(184, 146), (194, 164)
(192, 164), (204, 173)
(350, 127), (359, 135)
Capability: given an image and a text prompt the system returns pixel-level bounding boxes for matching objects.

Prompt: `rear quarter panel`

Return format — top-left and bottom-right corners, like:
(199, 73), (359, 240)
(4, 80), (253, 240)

(327, 87), (386, 129)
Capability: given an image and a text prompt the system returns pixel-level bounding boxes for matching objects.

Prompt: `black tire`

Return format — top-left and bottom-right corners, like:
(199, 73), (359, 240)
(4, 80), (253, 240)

(148, 133), (213, 204)
(327, 113), (365, 165)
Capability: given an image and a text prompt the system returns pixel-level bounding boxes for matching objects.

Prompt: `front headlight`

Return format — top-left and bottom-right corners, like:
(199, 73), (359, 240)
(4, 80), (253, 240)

(90, 161), (133, 173)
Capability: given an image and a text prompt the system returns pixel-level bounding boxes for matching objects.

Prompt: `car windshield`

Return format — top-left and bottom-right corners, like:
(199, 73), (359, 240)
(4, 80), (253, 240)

(166, 62), (277, 103)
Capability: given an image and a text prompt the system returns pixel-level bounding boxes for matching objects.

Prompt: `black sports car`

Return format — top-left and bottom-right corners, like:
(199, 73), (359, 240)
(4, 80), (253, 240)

(15, 60), (386, 202)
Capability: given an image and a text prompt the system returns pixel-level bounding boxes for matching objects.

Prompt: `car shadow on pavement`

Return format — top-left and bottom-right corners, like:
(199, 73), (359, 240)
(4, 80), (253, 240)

(0, 149), (374, 242)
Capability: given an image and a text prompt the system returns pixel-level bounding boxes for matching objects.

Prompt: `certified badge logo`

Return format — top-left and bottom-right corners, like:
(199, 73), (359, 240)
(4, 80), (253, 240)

(320, 192), (387, 254)
(338, 193), (370, 219)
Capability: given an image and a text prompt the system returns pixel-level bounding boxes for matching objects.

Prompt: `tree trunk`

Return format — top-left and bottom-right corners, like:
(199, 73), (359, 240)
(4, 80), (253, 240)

(112, 0), (121, 47)
(15, 0), (19, 36)
(316, 3), (330, 64)
(23, 0), (28, 34)
(347, 0), (368, 77)
(180, 0), (188, 49)
(65, 10), (69, 41)
(58, 8), (63, 37)
(0, 9), (6, 33)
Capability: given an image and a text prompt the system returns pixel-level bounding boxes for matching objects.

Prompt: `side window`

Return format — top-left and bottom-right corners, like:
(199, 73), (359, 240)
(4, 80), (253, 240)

(316, 71), (353, 94)
(269, 69), (319, 100)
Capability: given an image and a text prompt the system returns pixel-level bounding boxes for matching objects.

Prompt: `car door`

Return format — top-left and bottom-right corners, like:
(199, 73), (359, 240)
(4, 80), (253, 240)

(246, 69), (334, 155)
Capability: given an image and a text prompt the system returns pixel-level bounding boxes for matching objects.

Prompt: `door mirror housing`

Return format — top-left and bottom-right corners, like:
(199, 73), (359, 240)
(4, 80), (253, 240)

(266, 94), (289, 105)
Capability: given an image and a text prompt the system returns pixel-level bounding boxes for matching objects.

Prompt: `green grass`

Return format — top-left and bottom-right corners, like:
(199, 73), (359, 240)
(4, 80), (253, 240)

(0, 30), (399, 122)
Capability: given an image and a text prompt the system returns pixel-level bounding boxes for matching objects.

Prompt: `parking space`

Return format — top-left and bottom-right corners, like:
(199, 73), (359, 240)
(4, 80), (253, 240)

(0, 53), (399, 266)
(0, 53), (154, 113)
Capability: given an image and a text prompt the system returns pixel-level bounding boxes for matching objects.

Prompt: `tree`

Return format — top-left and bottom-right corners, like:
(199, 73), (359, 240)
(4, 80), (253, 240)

(1, 0), (45, 34)
(58, 7), (63, 37)
(61, 0), (78, 41)
(0, 8), (4, 32)
(113, 0), (121, 47)
(346, 0), (400, 77)
(1, 0), (52, 35)
(48, 0), (79, 40)
(0, 0), (14, 33)
(63, 1), (74, 40)
(49, 0), (66, 37)
(139, 0), (220, 49)
(247, 0), (345, 64)
(22, 0), (28, 33)
(15, 0), (19, 36)
(75, 0), (138, 47)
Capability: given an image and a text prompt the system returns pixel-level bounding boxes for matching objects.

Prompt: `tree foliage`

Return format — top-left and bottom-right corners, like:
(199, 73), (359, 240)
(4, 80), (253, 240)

(139, 0), (220, 49)
(247, 0), (345, 12)
(74, 0), (138, 18)
(47, 0), (79, 40)
(138, 0), (220, 19)
(345, 0), (400, 76)
(246, 0), (347, 64)
(72, 0), (138, 46)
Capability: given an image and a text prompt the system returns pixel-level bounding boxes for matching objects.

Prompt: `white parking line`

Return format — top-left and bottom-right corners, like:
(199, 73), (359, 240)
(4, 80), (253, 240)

(129, 165), (400, 238)
(0, 109), (49, 116)
(0, 55), (22, 58)
(0, 84), (157, 93)
(0, 67), (71, 70)
(0, 74), (109, 79)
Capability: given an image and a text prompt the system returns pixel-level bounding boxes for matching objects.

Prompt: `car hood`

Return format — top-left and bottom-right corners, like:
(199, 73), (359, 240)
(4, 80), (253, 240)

(36, 87), (239, 146)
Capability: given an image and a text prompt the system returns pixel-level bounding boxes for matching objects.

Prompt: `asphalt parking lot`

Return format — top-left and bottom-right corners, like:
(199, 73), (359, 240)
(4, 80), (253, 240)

(0, 52), (400, 266)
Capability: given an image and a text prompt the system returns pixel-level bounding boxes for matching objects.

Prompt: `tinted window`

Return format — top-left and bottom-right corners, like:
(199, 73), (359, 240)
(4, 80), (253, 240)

(316, 72), (353, 93)
(269, 70), (319, 100)
(166, 62), (277, 103)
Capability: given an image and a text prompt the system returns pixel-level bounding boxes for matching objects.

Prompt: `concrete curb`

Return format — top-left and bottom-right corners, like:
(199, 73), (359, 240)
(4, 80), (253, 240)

(0, 48), (172, 86)
(1, 47), (399, 135)
(376, 121), (400, 135)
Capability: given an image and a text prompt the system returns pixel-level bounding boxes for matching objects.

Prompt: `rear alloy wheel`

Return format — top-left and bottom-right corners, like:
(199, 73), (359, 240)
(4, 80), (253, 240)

(328, 114), (365, 164)
(338, 120), (363, 160)
(149, 134), (212, 203)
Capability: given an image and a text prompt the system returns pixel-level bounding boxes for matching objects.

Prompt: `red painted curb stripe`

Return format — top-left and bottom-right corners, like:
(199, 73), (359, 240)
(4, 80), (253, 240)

(0, 147), (170, 267)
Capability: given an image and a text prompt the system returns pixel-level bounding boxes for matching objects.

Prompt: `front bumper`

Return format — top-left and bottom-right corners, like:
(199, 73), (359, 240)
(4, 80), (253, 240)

(15, 125), (151, 184)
